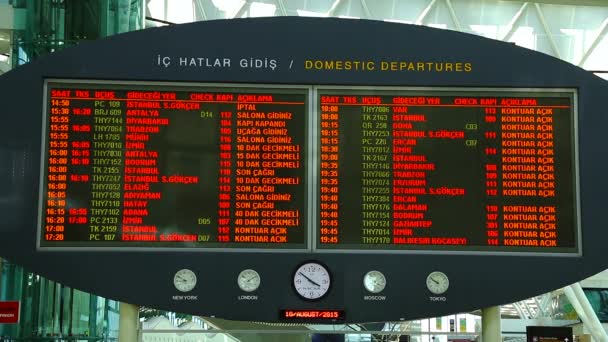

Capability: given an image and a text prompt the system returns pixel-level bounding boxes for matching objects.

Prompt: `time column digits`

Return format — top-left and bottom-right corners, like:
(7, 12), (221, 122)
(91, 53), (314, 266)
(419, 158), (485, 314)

(319, 105), (339, 244)
(45, 93), (72, 242)
(67, 90), (94, 240)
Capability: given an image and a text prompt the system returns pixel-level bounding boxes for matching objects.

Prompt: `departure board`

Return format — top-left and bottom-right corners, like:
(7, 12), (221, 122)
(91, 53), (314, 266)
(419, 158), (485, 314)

(39, 81), (309, 249)
(317, 88), (579, 254)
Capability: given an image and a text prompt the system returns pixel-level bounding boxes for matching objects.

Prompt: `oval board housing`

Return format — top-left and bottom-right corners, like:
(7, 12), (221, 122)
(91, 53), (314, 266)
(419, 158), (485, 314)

(0, 17), (607, 323)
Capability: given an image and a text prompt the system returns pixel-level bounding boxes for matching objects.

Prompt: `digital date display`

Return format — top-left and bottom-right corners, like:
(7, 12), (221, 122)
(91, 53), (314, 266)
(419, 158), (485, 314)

(280, 309), (345, 320)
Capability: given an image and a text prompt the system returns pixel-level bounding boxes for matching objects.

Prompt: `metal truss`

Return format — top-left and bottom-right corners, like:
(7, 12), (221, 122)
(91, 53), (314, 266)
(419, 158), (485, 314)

(579, 16), (608, 66)
(563, 283), (608, 341)
(193, 0), (207, 21)
(182, 0), (608, 69)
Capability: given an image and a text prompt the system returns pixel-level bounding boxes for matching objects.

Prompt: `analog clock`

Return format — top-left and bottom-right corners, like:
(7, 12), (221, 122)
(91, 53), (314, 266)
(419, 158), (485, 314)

(363, 270), (386, 293)
(237, 269), (261, 292)
(426, 271), (449, 295)
(173, 269), (197, 292)
(293, 262), (331, 300)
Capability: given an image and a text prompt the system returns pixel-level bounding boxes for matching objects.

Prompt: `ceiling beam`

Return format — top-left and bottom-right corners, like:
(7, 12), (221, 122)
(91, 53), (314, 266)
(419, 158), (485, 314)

(534, 3), (562, 59)
(501, 2), (530, 41)
(327, 0), (343, 17)
(275, 0), (287, 16)
(231, 0), (251, 19)
(445, 0), (462, 31)
(360, 0), (373, 19)
(502, 0), (608, 6)
(579, 16), (608, 66)
(415, 0), (437, 25)
(193, 0), (207, 21)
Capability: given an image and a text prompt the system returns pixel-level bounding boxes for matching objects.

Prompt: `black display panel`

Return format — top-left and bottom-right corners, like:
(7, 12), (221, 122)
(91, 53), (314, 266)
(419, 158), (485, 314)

(316, 88), (579, 254)
(39, 80), (309, 249)
(526, 326), (573, 342)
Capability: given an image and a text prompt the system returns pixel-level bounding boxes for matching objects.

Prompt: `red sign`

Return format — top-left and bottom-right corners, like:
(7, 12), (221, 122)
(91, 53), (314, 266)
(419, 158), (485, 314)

(0, 301), (20, 324)
(280, 309), (344, 320)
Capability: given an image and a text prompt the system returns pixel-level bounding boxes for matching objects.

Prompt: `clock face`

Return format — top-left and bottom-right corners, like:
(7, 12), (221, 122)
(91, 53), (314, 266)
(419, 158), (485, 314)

(426, 271), (449, 295)
(363, 270), (386, 293)
(293, 262), (331, 300)
(237, 269), (261, 292)
(173, 269), (197, 293)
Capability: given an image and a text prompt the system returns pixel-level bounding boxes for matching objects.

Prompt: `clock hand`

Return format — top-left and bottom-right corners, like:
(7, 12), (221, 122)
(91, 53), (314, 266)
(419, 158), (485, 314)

(298, 272), (321, 287)
(430, 277), (440, 285)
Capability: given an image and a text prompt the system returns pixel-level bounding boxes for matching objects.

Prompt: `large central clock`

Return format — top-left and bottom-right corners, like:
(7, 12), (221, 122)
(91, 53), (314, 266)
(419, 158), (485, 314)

(293, 262), (331, 300)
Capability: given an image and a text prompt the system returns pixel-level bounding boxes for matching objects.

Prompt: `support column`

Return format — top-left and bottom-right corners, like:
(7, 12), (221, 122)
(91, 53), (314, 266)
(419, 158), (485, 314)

(0, 258), (6, 340)
(0, 258), (3, 299)
(119, 302), (139, 342)
(481, 306), (501, 342)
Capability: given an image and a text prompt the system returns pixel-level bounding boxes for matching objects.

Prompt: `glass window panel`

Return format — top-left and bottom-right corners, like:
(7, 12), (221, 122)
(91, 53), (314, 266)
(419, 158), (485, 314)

(365, 0), (394, 20)
(305, 0), (335, 13)
(583, 289), (608, 322)
(37, 279), (57, 336)
(280, 0), (306, 14)
(166, 0), (194, 23)
(210, 0), (245, 18)
(428, 23), (447, 29)
(543, 5), (608, 31)
(509, 26), (535, 50)
(393, 0), (440, 23)
(342, 0), (364, 18)
(70, 289), (91, 335)
(59, 286), (72, 336)
(454, 0), (522, 37)
(535, 32), (559, 57)
(108, 311), (120, 339)
(530, 5), (608, 64)
(384, 19), (412, 24)
(519, 9), (555, 56)
(297, 9), (327, 17)
(109, 299), (119, 310)
(536, 4), (577, 34)
(582, 34), (608, 70)
(95, 296), (105, 336)
(425, 3), (456, 30)
(560, 28), (585, 64)
(147, 0), (166, 20)
(249, 2), (276, 17)
(470, 24), (499, 39)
